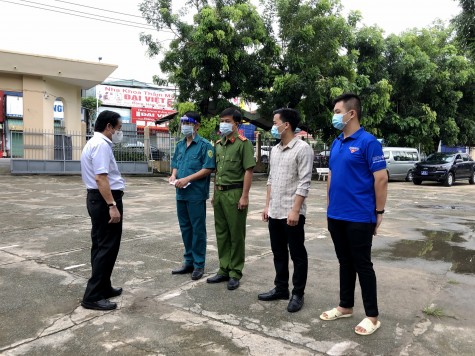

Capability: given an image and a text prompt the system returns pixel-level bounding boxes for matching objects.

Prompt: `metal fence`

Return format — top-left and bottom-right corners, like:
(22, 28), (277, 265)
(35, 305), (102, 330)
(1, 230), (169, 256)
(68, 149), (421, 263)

(9, 129), (174, 174)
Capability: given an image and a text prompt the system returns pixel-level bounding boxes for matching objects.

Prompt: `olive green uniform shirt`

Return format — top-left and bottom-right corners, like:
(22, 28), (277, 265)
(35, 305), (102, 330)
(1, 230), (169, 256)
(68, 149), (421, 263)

(215, 132), (256, 185)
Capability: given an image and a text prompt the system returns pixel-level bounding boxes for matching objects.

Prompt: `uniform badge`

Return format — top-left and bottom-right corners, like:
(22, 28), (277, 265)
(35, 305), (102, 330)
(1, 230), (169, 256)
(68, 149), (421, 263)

(208, 150), (213, 158)
(349, 147), (359, 153)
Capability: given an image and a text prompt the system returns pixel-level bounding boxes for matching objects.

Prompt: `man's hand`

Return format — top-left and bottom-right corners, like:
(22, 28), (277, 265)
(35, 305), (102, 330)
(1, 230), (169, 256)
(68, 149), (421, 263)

(262, 206), (269, 222)
(374, 214), (383, 235)
(238, 196), (249, 210)
(168, 175), (176, 184)
(287, 210), (299, 226)
(108, 206), (121, 224)
(175, 177), (190, 189)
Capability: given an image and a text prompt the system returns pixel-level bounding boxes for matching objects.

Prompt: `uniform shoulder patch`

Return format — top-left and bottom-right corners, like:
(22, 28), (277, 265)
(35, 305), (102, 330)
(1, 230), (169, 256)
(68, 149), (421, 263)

(238, 134), (247, 141)
(208, 149), (213, 158)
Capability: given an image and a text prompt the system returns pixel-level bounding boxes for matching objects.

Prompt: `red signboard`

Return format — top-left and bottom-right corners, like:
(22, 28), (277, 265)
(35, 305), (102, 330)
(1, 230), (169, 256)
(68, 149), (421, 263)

(0, 91), (4, 123)
(131, 108), (175, 125)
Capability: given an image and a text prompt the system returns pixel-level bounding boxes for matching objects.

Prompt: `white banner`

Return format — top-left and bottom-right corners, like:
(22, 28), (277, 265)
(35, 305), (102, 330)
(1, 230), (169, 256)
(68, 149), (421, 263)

(97, 85), (175, 110)
(6, 96), (23, 117)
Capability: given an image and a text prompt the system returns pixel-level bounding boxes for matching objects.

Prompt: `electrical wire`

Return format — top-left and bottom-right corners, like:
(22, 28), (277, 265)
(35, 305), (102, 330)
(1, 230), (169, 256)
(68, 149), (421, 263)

(0, 0), (172, 32)
(53, 0), (145, 19)
(17, 0), (157, 28)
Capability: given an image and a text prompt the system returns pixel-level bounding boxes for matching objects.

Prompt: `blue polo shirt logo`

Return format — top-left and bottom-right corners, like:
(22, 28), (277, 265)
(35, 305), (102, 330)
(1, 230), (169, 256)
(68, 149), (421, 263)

(349, 146), (359, 153)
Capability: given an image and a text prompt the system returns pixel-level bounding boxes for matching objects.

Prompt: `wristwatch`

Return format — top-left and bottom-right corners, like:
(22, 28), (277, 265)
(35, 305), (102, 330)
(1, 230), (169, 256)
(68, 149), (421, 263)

(375, 209), (385, 215)
(108, 201), (117, 208)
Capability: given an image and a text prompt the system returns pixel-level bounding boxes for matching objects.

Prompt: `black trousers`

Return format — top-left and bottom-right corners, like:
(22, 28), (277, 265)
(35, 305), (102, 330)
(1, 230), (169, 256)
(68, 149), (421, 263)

(327, 218), (378, 317)
(83, 190), (123, 302)
(268, 216), (308, 297)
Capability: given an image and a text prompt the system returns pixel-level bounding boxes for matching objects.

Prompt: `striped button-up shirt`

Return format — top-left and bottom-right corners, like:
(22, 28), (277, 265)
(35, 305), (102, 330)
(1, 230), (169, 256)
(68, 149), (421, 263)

(267, 138), (314, 219)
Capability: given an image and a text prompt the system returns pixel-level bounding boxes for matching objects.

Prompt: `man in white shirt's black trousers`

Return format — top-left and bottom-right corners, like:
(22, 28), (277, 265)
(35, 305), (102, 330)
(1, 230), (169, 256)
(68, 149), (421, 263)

(80, 110), (125, 310)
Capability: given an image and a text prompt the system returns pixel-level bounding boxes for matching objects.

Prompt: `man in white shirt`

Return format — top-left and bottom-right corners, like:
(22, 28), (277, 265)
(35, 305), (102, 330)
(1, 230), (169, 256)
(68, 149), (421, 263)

(259, 108), (314, 313)
(80, 110), (125, 311)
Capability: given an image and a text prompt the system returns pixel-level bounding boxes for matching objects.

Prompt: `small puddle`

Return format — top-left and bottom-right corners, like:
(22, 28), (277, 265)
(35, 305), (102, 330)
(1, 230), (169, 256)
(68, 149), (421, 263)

(377, 229), (475, 274)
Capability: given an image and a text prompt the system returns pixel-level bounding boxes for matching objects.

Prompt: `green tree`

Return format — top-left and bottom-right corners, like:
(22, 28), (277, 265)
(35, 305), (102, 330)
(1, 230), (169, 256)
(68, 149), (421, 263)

(139, 0), (278, 115)
(81, 97), (102, 133)
(452, 0), (475, 60)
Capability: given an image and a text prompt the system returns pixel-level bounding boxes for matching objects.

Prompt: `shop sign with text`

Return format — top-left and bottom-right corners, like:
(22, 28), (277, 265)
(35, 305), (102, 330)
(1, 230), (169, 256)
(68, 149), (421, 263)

(98, 85), (175, 110)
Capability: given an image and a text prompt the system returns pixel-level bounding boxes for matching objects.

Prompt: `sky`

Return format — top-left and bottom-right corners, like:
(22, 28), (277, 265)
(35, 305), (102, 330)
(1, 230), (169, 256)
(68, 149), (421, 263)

(0, 0), (462, 85)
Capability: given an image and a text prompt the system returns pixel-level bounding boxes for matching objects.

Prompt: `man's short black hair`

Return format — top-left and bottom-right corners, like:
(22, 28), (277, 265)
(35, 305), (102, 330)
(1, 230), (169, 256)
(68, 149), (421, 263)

(94, 110), (121, 132)
(332, 93), (362, 120)
(219, 107), (242, 123)
(272, 108), (300, 132)
(184, 111), (201, 123)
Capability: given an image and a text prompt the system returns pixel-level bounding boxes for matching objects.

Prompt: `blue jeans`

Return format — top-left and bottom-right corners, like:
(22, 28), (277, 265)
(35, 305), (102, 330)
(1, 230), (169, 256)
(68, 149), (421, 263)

(176, 200), (207, 269)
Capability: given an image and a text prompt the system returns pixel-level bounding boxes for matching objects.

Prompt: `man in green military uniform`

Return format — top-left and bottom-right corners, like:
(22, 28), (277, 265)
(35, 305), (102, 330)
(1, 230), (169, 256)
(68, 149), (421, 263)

(207, 108), (255, 290)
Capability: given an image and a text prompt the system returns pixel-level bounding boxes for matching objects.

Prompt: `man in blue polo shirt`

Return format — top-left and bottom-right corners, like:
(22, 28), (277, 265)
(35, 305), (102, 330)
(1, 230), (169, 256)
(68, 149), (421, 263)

(320, 93), (388, 336)
(169, 112), (215, 280)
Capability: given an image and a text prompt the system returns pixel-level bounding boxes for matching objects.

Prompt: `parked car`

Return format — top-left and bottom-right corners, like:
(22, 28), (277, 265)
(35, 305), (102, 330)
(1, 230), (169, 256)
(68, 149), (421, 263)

(383, 147), (420, 181)
(412, 152), (475, 186)
(255, 145), (272, 163)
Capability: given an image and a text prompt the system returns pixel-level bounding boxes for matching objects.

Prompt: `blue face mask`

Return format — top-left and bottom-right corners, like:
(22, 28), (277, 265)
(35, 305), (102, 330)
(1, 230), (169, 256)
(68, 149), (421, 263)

(219, 122), (234, 136)
(332, 112), (351, 130)
(271, 123), (286, 139)
(181, 125), (194, 137)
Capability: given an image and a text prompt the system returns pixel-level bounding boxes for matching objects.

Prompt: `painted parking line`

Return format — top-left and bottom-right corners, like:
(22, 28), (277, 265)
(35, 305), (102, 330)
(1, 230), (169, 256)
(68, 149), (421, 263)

(64, 263), (86, 270)
(0, 245), (20, 250)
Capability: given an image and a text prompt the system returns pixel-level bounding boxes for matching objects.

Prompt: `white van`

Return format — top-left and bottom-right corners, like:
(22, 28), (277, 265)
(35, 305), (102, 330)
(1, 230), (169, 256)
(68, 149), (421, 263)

(383, 147), (420, 181)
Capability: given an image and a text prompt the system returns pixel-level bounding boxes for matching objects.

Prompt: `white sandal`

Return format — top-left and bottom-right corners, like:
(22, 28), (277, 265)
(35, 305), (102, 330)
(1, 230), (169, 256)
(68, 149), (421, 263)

(320, 307), (353, 321)
(354, 318), (381, 335)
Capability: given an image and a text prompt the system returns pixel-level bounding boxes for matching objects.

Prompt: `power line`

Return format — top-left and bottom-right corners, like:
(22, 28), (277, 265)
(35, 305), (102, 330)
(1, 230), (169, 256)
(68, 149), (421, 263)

(17, 0), (158, 29)
(53, 0), (144, 19)
(0, 0), (173, 33)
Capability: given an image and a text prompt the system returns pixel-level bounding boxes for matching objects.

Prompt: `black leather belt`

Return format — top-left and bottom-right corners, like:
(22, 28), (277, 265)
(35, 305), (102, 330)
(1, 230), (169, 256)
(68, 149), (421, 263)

(87, 189), (124, 197)
(215, 183), (243, 191)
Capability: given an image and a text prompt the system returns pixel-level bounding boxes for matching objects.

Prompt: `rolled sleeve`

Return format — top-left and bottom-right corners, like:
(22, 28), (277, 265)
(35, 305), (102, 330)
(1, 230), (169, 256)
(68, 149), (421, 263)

(295, 145), (313, 197)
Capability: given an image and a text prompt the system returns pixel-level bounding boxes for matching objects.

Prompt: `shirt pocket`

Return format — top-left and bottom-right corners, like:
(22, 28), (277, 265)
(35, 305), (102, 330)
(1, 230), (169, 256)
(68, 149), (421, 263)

(189, 154), (203, 170)
(224, 156), (241, 172)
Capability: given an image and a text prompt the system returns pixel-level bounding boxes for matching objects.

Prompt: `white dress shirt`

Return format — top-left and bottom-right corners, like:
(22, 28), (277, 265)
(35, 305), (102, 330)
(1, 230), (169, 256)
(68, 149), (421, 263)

(80, 132), (125, 190)
(267, 138), (313, 219)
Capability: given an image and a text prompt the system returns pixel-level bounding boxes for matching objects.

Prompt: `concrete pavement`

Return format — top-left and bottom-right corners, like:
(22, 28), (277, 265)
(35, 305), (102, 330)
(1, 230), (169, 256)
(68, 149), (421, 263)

(0, 174), (474, 355)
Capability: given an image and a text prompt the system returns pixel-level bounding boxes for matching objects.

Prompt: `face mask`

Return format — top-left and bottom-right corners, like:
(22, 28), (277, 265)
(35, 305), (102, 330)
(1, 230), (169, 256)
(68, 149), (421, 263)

(220, 122), (234, 136)
(332, 112), (351, 130)
(111, 129), (123, 143)
(271, 123), (286, 139)
(181, 125), (194, 137)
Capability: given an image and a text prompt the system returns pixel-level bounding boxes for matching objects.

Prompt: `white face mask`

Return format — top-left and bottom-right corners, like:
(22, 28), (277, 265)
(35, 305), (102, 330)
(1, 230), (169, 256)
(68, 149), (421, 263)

(111, 129), (123, 143)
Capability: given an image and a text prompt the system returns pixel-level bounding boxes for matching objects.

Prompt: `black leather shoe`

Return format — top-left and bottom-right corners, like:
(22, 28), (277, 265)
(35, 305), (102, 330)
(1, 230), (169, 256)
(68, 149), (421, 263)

(207, 274), (230, 283)
(258, 288), (290, 301)
(172, 265), (194, 274)
(105, 287), (123, 298)
(191, 268), (204, 280)
(81, 299), (117, 311)
(227, 278), (240, 290)
(287, 295), (304, 313)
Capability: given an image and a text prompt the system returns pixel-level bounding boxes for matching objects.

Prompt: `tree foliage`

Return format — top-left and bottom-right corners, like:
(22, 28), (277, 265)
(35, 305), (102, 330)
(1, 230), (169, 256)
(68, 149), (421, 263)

(140, 0), (475, 154)
(140, 0), (278, 115)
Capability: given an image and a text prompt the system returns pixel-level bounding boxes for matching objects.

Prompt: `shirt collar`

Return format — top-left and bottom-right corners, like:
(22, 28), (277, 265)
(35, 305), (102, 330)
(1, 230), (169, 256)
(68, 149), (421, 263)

(181, 133), (201, 144)
(278, 137), (299, 150)
(95, 131), (112, 145)
(338, 127), (365, 141)
(224, 131), (239, 145)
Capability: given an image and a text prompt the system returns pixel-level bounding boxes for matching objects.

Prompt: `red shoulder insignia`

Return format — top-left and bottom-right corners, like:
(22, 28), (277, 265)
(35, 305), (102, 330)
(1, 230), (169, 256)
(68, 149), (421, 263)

(238, 135), (247, 141)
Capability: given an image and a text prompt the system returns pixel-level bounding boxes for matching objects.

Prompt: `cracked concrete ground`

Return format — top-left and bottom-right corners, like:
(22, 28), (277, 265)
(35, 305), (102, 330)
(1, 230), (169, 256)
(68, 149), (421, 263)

(0, 172), (474, 355)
